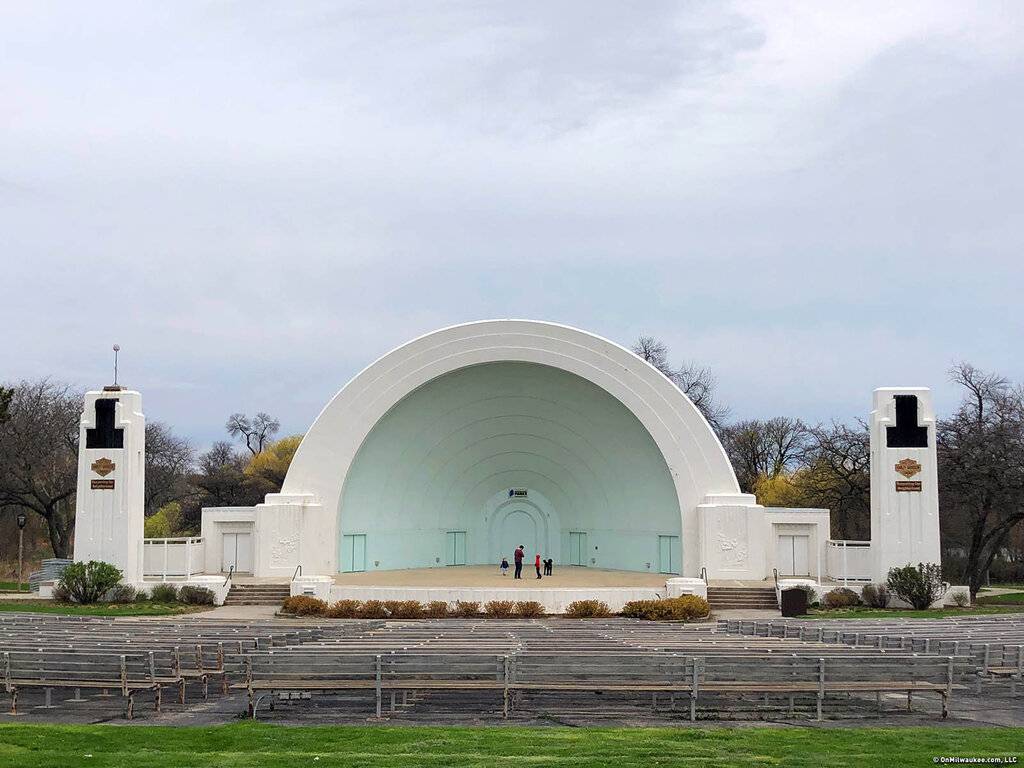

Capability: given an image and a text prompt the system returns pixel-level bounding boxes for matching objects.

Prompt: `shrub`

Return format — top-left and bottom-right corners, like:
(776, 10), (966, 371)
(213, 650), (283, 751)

(357, 600), (388, 619)
(861, 583), (890, 609)
(104, 584), (137, 604)
(178, 585), (215, 605)
(326, 599), (362, 618)
(385, 600), (424, 619)
(149, 583), (180, 603)
(563, 600), (612, 618)
(951, 590), (970, 608)
(822, 587), (861, 609)
(514, 600), (544, 618)
(484, 600), (516, 618)
(52, 584), (71, 602)
(58, 561), (124, 604)
(887, 563), (944, 610)
(281, 595), (328, 616)
(424, 600), (449, 618)
(454, 600), (481, 618)
(134, 588), (150, 603)
(792, 584), (819, 607)
(621, 596), (710, 621)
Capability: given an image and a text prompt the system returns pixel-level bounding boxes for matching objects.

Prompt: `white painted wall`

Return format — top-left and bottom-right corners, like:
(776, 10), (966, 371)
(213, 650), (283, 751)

(73, 389), (145, 581)
(870, 388), (942, 581)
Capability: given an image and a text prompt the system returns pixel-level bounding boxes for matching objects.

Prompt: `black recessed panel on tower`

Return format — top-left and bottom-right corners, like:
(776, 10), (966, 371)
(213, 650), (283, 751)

(85, 398), (124, 449)
(885, 394), (928, 448)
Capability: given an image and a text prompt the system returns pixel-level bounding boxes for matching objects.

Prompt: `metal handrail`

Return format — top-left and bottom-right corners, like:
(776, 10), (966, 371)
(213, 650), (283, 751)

(699, 566), (707, 585)
(223, 564), (235, 587)
(292, 564), (302, 582)
(773, 568), (779, 590)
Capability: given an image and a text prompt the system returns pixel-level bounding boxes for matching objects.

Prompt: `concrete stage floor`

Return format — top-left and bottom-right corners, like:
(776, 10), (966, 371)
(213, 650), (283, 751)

(333, 565), (669, 588)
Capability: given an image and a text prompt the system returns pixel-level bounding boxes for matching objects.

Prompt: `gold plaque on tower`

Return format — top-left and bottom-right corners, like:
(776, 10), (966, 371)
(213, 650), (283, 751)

(91, 457), (116, 477)
(894, 458), (921, 479)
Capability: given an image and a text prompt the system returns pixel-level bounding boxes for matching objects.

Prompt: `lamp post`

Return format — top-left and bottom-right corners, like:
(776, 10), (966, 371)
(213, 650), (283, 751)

(16, 512), (27, 591)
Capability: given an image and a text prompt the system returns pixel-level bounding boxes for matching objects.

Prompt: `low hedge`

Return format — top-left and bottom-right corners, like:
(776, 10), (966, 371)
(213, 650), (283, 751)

(563, 599), (612, 618)
(823, 587), (861, 609)
(621, 595), (710, 621)
(279, 596), (712, 620)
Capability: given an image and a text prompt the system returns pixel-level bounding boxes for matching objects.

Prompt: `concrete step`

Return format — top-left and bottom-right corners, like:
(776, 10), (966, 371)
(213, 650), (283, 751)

(224, 583), (291, 606)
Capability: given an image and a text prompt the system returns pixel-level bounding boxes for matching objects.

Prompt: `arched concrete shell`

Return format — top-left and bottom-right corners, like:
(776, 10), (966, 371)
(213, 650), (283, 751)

(281, 319), (742, 574)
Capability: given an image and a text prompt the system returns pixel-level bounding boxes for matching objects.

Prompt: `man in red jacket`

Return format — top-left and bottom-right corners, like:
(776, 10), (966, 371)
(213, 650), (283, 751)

(535, 552), (542, 579)
(513, 545), (524, 579)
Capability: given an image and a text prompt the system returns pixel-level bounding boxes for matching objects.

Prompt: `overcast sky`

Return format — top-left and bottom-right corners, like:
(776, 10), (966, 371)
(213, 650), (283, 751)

(2, 1), (1022, 448)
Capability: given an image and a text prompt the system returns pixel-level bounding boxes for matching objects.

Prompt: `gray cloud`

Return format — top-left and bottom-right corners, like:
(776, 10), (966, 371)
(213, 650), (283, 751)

(1, 1), (1021, 447)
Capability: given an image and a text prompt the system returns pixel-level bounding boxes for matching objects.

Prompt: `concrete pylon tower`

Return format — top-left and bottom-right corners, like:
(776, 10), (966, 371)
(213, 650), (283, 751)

(869, 387), (941, 582)
(73, 387), (146, 581)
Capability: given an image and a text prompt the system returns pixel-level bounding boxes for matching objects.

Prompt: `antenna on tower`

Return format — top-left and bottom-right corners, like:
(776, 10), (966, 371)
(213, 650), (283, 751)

(112, 345), (121, 386)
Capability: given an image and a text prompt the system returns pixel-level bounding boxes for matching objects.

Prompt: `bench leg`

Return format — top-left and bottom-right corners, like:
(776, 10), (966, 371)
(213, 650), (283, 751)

(125, 692), (135, 720)
(689, 693), (696, 722)
(222, 674), (229, 696)
(203, 676), (209, 700)
(651, 692), (657, 711)
(941, 692), (949, 719)
(156, 685), (162, 713)
(96, 687), (113, 698)
(390, 691), (395, 713)
(402, 690), (408, 706)
(816, 696), (822, 721)
(37, 688), (58, 710)
(503, 687), (509, 719)
(66, 687), (86, 703)
(247, 688), (255, 719)
(179, 679), (186, 705)
(907, 691), (913, 712)
(9, 688), (17, 716)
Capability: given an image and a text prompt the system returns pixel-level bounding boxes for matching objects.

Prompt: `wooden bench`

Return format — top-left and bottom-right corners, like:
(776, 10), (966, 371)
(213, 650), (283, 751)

(508, 652), (699, 720)
(2, 650), (159, 719)
(699, 654), (967, 719)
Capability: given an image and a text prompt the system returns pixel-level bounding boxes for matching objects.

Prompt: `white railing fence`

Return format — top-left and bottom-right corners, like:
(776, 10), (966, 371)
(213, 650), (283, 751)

(142, 537), (204, 580)
(825, 539), (873, 586)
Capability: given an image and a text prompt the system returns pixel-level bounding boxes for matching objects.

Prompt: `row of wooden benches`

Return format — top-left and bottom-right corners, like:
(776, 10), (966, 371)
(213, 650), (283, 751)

(720, 618), (1024, 692)
(235, 649), (971, 721)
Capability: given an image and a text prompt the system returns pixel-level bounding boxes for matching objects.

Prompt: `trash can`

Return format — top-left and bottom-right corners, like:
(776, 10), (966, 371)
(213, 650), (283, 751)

(780, 587), (808, 617)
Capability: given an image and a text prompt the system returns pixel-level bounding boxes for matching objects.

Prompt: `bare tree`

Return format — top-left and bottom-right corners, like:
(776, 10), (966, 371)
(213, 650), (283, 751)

(798, 421), (872, 540)
(225, 412), (280, 455)
(721, 417), (810, 493)
(0, 380), (81, 558)
(632, 336), (729, 430)
(938, 362), (1024, 597)
(144, 421), (196, 515)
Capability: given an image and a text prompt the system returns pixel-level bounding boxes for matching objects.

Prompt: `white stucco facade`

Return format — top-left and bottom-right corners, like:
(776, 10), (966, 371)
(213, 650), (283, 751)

(217, 320), (765, 580)
(68, 320), (948, 609)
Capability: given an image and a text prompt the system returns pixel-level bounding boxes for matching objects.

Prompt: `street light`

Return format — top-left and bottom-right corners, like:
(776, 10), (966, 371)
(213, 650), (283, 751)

(16, 512), (27, 591)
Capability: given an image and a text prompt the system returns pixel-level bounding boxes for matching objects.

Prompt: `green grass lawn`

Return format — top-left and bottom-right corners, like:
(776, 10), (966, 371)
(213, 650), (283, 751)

(0, 580), (30, 592)
(976, 591), (1024, 606)
(0, 600), (210, 616)
(807, 605), (1024, 619)
(0, 723), (1020, 768)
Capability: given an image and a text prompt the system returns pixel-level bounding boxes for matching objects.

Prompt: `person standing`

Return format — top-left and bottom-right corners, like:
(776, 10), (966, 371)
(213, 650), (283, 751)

(513, 545), (524, 579)
(535, 552), (542, 579)
(500, 557), (509, 576)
